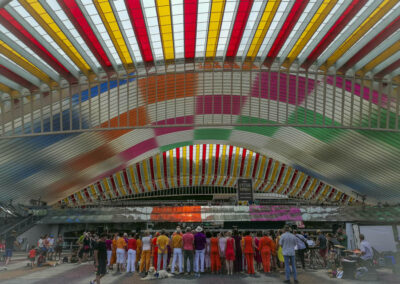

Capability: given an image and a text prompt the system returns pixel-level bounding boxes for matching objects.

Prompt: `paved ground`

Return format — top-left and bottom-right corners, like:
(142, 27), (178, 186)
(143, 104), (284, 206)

(0, 253), (399, 284)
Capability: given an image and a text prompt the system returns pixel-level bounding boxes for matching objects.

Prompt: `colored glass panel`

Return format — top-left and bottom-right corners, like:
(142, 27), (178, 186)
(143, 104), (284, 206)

(125, 0), (154, 62)
(20, 0), (90, 75)
(184, 0), (197, 59)
(156, 0), (175, 60)
(58, 0), (112, 69)
(303, 0), (367, 69)
(205, 0), (226, 58)
(265, 0), (308, 65)
(226, 0), (253, 57)
(93, 0), (133, 68)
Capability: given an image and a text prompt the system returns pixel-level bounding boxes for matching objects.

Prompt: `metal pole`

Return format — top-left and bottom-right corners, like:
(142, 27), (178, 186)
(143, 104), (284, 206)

(69, 83), (73, 131)
(285, 67), (289, 124)
(378, 79), (382, 128)
(304, 70), (309, 124)
(332, 72), (337, 126)
(350, 74), (355, 127)
(78, 82), (82, 130)
(386, 80), (392, 130)
(295, 66), (299, 124)
(88, 79), (91, 129)
(117, 73), (120, 127)
(127, 71), (130, 127)
(277, 68), (280, 123)
(267, 67), (271, 122)
(368, 76), (373, 128)
(30, 93), (34, 134)
(106, 77), (110, 128)
(359, 76), (364, 128)
(341, 74), (345, 126)
(396, 84), (399, 130)
(39, 91), (43, 133)
(322, 72), (327, 126)
(258, 66), (261, 124)
(313, 69), (318, 125)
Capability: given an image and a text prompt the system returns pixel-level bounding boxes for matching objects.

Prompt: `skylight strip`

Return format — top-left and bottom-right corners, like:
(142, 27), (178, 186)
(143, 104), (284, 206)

(156, 0), (175, 60)
(141, 0), (164, 61)
(0, 38), (52, 84)
(216, 0), (239, 58)
(258, 0), (294, 62)
(302, 0), (366, 69)
(265, 0), (310, 65)
(93, 0), (134, 69)
(171, 0), (184, 59)
(390, 67), (400, 77)
(0, 54), (41, 87)
(0, 75), (24, 91)
(5, 4), (80, 78)
(372, 51), (400, 74)
(325, 0), (398, 69)
(353, 30), (400, 72)
(335, 5), (400, 71)
(40, 0), (101, 73)
(0, 25), (59, 81)
(205, 0), (225, 58)
(297, 0), (348, 64)
(358, 38), (400, 74)
(184, 0), (198, 59)
(238, 0), (267, 61)
(317, 0), (381, 67)
(18, 0), (90, 75)
(278, 0), (320, 60)
(125, 0), (154, 63)
(58, 0), (113, 71)
(195, 0), (211, 58)
(78, 0), (122, 67)
(245, 0), (281, 61)
(110, 0), (143, 63)
(285, 0), (336, 67)
(225, 0), (253, 58)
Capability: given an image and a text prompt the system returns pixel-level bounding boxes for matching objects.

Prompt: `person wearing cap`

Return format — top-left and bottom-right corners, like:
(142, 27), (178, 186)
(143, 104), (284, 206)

(182, 227), (194, 275)
(194, 226), (206, 277)
(156, 230), (169, 271)
(4, 230), (19, 267)
(171, 228), (183, 274)
(279, 226), (299, 284)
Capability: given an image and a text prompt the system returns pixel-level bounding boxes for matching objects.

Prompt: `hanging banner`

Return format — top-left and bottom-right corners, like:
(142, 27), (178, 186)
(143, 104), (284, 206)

(237, 179), (253, 204)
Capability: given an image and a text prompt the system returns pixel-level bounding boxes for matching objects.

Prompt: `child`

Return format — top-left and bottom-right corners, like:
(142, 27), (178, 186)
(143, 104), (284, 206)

(28, 246), (36, 268)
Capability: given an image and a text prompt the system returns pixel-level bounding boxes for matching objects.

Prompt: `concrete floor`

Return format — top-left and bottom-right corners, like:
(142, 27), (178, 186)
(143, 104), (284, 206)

(0, 254), (399, 284)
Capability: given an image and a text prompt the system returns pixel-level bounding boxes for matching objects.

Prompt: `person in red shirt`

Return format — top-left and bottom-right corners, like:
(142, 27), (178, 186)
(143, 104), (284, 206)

(241, 231), (255, 274)
(210, 232), (221, 273)
(28, 245), (36, 268)
(152, 232), (160, 268)
(126, 234), (137, 273)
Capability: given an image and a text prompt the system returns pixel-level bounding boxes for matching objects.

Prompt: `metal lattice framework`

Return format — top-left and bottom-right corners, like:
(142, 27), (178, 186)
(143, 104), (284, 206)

(62, 144), (352, 206)
(0, 0), (400, 206)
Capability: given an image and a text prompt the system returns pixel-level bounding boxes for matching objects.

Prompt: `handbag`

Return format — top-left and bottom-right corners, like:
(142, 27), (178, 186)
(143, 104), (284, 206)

(296, 235), (309, 250)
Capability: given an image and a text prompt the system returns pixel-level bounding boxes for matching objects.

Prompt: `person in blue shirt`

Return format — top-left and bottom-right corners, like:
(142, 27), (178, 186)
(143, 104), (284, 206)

(279, 226), (299, 284)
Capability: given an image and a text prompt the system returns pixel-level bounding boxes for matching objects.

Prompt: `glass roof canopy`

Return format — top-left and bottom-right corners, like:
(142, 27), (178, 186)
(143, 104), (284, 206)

(0, 0), (399, 95)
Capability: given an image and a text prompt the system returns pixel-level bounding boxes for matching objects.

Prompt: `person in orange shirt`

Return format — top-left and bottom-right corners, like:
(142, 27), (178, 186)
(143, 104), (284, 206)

(171, 228), (183, 274)
(241, 231), (255, 274)
(116, 233), (127, 273)
(135, 233), (142, 272)
(156, 230), (170, 271)
(210, 232), (221, 273)
(258, 231), (274, 273)
(109, 233), (118, 270)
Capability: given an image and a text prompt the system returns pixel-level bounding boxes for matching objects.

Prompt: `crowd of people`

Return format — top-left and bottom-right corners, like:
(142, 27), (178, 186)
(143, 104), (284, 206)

(4, 225), (370, 284)
(81, 225), (352, 284)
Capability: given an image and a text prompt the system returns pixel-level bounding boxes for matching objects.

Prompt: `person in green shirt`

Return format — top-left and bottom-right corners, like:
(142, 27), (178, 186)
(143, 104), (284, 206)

(337, 228), (347, 249)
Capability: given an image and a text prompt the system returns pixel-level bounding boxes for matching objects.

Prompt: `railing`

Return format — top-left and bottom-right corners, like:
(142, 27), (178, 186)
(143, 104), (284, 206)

(0, 214), (44, 240)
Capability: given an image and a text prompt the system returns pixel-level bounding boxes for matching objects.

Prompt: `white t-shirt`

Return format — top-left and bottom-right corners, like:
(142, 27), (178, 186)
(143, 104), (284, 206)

(38, 238), (43, 248)
(142, 236), (151, 251)
(219, 237), (227, 255)
(48, 238), (55, 246)
(360, 240), (373, 260)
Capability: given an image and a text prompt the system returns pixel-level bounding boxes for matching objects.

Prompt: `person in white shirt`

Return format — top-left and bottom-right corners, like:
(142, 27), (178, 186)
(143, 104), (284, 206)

(47, 235), (55, 260)
(218, 233), (227, 273)
(359, 234), (373, 264)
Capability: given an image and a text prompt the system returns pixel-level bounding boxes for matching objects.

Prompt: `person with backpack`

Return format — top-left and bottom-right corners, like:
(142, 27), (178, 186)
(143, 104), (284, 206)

(294, 230), (308, 270)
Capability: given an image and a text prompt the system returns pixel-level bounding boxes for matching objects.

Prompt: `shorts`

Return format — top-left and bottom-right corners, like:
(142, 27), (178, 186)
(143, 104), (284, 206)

(116, 248), (125, 264)
(97, 260), (107, 276)
(319, 248), (327, 258)
(48, 247), (54, 253)
(5, 249), (13, 258)
(29, 257), (35, 262)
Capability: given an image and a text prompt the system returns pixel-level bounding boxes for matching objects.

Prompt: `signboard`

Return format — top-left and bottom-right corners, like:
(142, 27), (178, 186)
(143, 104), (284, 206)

(237, 179), (253, 204)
